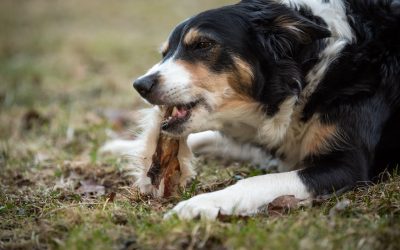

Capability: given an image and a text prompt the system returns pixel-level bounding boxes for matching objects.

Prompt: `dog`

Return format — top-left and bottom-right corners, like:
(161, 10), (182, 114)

(101, 0), (400, 220)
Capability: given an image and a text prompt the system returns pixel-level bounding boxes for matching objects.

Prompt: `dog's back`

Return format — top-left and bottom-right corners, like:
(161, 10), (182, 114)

(364, 0), (400, 175)
(361, 0), (400, 177)
(296, 0), (400, 190)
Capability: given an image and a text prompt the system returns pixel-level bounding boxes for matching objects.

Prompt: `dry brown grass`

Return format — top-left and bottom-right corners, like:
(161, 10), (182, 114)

(0, 1), (399, 249)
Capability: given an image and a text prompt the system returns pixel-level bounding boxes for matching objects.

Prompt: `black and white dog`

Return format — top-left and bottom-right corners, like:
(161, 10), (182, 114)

(102, 0), (400, 219)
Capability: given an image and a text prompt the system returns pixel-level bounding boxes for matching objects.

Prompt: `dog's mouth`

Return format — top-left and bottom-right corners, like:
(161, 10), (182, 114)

(161, 100), (201, 132)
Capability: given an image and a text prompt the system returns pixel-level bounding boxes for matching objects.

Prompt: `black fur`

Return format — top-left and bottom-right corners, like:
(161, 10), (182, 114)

(298, 0), (400, 195)
(196, 0), (400, 196)
(144, 0), (400, 198)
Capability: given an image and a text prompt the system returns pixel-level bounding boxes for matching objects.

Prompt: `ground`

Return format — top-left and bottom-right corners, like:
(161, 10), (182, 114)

(0, 1), (399, 249)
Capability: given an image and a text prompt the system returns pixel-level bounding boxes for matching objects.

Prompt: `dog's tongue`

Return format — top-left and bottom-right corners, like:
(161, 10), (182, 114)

(172, 106), (188, 118)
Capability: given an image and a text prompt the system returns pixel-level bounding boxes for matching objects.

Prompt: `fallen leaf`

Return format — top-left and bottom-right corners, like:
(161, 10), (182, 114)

(268, 195), (303, 217)
(107, 192), (116, 202)
(21, 109), (49, 130)
(76, 180), (105, 197)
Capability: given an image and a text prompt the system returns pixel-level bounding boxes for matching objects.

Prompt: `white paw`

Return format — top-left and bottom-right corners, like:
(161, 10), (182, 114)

(164, 185), (259, 220)
(164, 193), (221, 220)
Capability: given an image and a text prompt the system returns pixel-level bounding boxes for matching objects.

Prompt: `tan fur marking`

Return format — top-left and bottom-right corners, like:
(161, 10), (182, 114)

(175, 60), (232, 93)
(216, 96), (258, 113)
(176, 58), (253, 97)
(301, 121), (338, 158)
(176, 59), (254, 115)
(233, 57), (254, 81)
(160, 41), (169, 55)
(231, 57), (254, 95)
(183, 28), (202, 45)
(175, 60), (213, 89)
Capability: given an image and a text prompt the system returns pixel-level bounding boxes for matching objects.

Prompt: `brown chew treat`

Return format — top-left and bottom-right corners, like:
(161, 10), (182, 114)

(146, 108), (182, 197)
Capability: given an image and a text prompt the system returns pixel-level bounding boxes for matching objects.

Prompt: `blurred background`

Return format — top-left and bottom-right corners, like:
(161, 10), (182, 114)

(0, 0), (232, 160)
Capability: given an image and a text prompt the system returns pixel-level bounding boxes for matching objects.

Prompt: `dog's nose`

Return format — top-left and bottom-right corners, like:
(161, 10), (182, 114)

(133, 74), (159, 97)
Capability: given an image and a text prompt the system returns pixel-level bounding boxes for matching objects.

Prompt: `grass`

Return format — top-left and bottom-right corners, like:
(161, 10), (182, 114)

(0, 0), (399, 249)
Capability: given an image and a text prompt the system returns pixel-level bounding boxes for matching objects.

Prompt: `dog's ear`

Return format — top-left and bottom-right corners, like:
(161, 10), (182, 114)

(250, 7), (331, 58)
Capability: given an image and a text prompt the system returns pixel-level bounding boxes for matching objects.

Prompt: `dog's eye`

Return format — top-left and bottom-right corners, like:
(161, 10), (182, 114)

(194, 40), (215, 50)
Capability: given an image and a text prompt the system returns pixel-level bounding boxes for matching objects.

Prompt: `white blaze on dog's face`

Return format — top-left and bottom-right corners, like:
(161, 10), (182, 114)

(133, 16), (255, 137)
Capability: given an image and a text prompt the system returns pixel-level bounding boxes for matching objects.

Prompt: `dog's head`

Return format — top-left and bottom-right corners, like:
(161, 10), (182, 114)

(133, 0), (330, 137)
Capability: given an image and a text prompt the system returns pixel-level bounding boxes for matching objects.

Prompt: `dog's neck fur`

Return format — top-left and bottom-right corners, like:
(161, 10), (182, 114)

(282, 0), (354, 105)
(214, 0), (354, 169)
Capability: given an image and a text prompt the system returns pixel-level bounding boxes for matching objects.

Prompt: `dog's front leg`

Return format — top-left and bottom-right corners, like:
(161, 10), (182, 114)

(105, 107), (194, 197)
(134, 107), (195, 197)
(165, 170), (310, 220)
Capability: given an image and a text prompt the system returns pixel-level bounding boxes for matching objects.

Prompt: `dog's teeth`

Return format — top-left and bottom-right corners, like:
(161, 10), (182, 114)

(172, 106), (178, 117)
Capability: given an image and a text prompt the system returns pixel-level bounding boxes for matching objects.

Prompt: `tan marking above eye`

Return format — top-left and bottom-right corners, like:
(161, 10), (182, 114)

(160, 41), (169, 56)
(183, 28), (202, 45)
